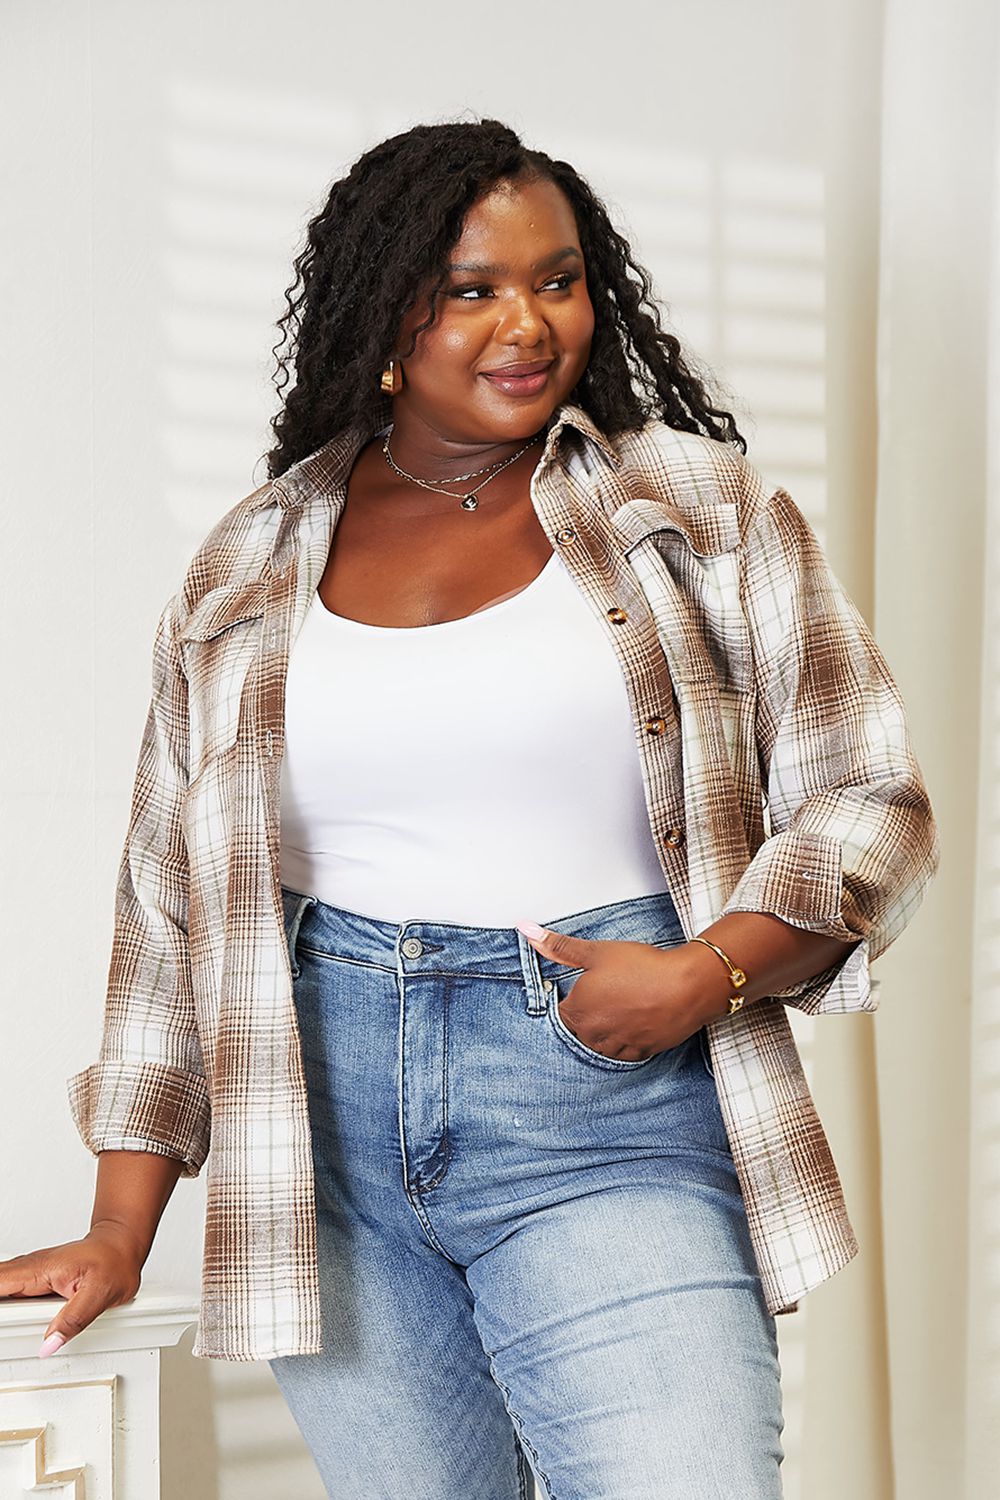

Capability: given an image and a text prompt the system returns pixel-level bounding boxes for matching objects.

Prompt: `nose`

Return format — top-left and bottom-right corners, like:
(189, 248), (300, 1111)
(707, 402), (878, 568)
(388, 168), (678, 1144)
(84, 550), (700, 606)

(495, 290), (548, 347)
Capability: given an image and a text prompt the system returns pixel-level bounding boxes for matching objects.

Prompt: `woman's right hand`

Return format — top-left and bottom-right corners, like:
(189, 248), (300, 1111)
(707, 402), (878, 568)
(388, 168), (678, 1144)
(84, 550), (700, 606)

(0, 1223), (144, 1356)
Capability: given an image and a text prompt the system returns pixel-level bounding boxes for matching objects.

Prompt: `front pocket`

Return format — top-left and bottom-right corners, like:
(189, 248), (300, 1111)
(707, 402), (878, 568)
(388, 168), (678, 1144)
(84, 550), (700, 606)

(546, 972), (661, 1071)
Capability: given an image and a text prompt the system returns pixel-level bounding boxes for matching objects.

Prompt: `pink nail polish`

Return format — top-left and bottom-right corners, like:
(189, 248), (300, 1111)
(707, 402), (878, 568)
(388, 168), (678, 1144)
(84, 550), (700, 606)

(39, 1333), (66, 1358)
(516, 921), (547, 940)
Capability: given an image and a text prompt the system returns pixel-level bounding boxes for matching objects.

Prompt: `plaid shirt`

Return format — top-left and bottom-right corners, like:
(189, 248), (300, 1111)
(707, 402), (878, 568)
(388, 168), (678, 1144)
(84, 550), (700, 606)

(67, 402), (939, 1361)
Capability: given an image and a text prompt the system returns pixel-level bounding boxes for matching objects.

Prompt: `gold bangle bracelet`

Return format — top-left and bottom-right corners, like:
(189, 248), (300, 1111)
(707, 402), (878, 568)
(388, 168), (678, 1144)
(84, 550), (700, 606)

(689, 936), (748, 1017)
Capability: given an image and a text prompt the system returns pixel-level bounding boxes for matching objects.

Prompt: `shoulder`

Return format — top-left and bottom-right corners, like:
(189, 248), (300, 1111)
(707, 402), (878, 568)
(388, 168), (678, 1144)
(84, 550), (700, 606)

(167, 479), (284, 633)
(613, 417), (767, 512)
(613, 422), (845, 591)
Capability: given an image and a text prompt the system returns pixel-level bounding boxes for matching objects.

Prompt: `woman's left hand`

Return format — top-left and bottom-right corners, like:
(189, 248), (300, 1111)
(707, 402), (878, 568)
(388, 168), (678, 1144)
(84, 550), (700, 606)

(516, 922), (721, 1063)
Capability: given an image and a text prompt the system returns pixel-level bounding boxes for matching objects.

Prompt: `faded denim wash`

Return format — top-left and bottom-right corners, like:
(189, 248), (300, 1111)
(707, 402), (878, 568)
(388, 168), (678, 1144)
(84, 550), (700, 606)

(269, 883), (785, 1499)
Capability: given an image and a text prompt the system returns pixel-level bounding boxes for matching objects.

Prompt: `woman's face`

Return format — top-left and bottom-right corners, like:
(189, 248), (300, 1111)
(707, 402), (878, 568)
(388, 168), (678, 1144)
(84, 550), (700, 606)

(390, 174), (595, 447)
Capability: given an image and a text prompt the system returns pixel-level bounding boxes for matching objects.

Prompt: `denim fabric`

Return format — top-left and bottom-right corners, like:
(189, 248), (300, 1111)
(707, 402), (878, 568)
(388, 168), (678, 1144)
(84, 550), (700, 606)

(269, 884), (785, 1499)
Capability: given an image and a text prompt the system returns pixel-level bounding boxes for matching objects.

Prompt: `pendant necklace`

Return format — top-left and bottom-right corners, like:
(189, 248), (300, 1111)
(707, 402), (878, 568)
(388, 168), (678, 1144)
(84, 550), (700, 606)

(381, 425), (543, 511)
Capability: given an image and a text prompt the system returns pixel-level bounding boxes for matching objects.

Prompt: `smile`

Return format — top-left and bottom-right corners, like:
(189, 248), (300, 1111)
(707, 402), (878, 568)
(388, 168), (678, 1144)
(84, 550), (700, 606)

(480, 363), (554, 398)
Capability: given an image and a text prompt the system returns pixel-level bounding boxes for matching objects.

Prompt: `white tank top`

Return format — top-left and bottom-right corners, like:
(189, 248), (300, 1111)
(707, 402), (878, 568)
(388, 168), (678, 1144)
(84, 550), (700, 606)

(279, 547), (669, 926)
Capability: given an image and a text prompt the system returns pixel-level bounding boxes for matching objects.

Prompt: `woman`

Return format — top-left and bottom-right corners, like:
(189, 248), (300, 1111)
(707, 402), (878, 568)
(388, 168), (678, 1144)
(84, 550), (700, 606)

(0, 120), (938, 1498)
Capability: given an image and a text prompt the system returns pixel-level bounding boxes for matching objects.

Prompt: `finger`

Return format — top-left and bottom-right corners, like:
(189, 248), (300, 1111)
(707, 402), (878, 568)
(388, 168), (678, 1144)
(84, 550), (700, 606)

(0, 1251), (60, 1298)
(39, 1275), (120, 1357)
(515, 921), (595, 968)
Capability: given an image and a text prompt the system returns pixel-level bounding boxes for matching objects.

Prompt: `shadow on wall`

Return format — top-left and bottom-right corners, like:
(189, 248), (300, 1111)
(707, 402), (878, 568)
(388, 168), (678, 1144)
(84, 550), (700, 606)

(155, 69), (828, 1500)
(161, 1324), (325, 1498)
(157, 73), (830, 542)
(160, 1326), (218, 1499)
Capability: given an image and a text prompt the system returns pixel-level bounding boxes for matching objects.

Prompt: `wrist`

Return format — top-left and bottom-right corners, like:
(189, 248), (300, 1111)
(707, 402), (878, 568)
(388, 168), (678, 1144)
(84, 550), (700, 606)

(677, 939), (748, 1023)
(88, 1218), (151, 1268)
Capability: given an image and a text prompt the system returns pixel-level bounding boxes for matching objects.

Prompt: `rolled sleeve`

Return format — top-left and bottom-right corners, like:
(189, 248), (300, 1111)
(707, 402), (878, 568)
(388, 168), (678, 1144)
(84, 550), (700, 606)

(722, 479), (941, 1016)
(67, 1060), (210, 1179)
(67, 594), (211, 1174)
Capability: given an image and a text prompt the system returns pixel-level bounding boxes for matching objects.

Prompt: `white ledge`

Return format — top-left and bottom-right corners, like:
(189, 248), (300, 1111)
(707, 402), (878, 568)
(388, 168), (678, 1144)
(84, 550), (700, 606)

(0, 1287), (199, 1361)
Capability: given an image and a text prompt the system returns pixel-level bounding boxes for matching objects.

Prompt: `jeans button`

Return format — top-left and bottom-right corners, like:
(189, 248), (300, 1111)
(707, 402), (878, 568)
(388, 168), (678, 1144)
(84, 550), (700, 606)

(401, 937), (424, 958)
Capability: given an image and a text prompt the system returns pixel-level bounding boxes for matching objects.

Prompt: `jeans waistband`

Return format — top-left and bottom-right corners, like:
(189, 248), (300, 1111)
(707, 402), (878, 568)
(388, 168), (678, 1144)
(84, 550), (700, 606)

(280, 884), (686, 1015)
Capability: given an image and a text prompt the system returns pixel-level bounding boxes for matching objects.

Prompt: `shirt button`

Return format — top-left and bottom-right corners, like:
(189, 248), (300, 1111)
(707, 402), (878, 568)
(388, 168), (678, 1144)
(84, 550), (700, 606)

(644, 717), (667, 735)
(663, 828), (685, 847)
(607, 607), (628, 624)
(556, 527), (576, 544)
(401, 937), (424, 958)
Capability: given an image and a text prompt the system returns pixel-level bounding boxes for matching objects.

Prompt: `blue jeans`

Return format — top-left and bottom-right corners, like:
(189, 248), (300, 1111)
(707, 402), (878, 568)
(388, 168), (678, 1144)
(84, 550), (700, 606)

(270, 885), (785, 1499)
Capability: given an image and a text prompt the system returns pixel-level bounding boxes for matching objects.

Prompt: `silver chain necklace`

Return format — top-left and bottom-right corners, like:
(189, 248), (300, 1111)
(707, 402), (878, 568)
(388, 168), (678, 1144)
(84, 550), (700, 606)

(381, 425), (543, 511)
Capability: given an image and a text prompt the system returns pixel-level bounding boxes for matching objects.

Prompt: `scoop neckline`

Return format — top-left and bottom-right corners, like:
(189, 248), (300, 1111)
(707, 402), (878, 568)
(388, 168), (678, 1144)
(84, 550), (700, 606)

(311, 547), (560, 632)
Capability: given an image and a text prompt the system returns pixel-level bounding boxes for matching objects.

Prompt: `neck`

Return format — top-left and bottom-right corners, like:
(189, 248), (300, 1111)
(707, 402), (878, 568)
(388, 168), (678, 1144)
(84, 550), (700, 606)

(384, 406), (547, 481)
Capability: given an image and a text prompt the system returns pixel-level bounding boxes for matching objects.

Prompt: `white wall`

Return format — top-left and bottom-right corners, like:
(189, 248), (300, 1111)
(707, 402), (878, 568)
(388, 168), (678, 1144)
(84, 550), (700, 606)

(1, 2), (892, 1496)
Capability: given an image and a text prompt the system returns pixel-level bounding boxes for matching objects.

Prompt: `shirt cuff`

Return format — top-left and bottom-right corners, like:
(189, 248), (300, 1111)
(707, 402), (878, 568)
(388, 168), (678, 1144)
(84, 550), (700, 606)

(67, 1059), (211, 1179)
(717, 827), (879, 1015)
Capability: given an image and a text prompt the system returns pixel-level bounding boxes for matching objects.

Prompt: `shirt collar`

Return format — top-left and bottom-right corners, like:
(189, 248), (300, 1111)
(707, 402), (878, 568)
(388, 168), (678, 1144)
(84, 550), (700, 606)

(540, 400), (622, 470)
(256, 399), (622, 513)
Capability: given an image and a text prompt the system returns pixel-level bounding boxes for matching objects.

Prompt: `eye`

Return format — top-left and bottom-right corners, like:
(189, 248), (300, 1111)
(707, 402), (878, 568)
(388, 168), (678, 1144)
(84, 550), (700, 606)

(447, 270), (582, 302)
(540, 271), (580, 292)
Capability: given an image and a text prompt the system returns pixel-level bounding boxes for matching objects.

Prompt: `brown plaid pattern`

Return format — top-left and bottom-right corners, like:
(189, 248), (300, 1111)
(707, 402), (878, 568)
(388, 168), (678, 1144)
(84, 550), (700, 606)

(67, 403), (939, 1359)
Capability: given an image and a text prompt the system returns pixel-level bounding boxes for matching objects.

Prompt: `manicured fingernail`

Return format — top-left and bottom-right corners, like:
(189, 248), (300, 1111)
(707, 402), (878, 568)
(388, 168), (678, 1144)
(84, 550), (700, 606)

(516, 921), (547, 940)
(39, 1333), (66, 1359)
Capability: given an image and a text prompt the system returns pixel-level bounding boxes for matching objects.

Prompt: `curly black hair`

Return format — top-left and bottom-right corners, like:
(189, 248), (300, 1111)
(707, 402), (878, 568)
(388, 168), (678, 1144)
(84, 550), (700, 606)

(264, 118), (747, 479)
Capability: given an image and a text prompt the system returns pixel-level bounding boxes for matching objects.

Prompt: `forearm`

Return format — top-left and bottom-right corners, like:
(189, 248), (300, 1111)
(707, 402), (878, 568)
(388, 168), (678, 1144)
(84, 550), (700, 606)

(90, 1149), (185, 1266)
(680, 911), (861, 1020)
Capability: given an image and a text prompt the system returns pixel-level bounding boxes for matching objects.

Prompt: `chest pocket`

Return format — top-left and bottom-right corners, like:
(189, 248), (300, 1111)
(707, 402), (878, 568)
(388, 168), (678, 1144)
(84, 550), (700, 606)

(614, 498), (750, 692)
(176, 583), (268, 783)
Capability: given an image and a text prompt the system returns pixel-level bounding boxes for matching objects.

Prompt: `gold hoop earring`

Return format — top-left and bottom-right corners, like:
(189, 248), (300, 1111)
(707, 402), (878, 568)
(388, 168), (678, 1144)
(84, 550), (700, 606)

(380, 358), (403, 396)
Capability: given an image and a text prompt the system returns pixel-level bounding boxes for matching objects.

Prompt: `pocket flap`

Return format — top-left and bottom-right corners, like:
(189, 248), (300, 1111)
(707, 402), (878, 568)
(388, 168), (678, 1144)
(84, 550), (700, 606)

(176, 582), (269, 642)
(611, 497), (741, 557)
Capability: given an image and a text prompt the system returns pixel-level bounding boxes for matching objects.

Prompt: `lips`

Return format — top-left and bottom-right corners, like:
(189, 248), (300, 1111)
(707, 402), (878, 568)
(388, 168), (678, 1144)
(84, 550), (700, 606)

(481, 359), (554, 376)
(480, 358), (555, 398)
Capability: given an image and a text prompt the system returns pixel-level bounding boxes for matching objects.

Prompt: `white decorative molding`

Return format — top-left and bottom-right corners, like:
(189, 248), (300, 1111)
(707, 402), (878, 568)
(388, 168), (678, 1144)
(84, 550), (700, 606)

(0, 1289), (199, 1498)
(0, 1378), (114, 1498)
(0, 1291), (198, 1363)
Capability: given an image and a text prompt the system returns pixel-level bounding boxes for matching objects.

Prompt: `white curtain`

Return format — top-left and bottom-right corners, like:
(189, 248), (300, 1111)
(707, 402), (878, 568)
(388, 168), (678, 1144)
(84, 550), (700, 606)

(791, 2), (999, 1496)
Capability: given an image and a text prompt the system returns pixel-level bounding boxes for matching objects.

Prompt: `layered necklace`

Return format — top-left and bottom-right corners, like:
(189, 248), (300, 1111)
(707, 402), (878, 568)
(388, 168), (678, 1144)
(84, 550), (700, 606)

(380, 424), (543, 511)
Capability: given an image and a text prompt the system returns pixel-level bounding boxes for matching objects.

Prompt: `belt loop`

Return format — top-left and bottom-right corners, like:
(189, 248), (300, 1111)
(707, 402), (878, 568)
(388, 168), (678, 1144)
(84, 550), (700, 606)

(517, 930), (549, 1015)
(284, 890), (318, 979)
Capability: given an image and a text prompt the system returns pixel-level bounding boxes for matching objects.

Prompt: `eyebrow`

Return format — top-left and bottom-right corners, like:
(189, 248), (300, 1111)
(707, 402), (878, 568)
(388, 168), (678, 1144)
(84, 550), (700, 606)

(446, 246), (583, 275)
